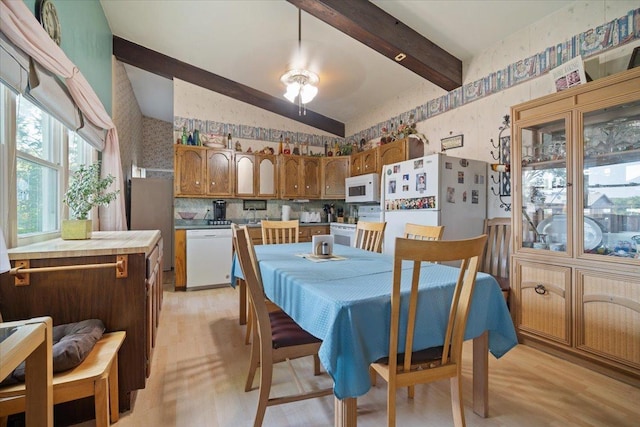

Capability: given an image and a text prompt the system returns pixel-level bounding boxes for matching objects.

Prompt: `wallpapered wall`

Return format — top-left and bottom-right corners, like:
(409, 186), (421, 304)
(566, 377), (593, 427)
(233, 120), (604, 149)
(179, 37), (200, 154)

(112, 58), (142, 183)
(142, 117), (173, 178)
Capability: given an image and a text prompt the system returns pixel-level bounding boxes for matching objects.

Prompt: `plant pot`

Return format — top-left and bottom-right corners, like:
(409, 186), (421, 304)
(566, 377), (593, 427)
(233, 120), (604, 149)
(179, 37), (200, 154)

(61, 219), (93, 240)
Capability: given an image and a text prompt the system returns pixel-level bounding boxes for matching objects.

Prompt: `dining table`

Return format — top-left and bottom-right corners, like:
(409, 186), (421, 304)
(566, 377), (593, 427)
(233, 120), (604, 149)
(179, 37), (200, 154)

(231, 242), (518, 427)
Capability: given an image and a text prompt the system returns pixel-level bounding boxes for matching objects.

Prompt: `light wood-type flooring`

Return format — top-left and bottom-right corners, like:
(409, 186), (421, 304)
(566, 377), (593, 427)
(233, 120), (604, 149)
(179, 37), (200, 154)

(71, 273), (639, 427)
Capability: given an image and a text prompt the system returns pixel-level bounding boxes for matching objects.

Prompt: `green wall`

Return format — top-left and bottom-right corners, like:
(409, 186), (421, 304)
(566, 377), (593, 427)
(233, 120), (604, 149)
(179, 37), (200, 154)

(22, 0), (112, 114)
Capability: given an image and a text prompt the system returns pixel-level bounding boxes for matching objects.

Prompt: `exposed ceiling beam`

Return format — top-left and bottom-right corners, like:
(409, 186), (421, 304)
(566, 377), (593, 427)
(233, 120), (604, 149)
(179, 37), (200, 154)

(288, 0), (462, 91)
(112, 36), (345, 137)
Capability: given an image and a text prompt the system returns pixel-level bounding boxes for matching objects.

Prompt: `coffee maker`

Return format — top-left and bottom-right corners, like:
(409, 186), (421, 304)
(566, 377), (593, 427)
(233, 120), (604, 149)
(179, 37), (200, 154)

(212, 200), (227, 222)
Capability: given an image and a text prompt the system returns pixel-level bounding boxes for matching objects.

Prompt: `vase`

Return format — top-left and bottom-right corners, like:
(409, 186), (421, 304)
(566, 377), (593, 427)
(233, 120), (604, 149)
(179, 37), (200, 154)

(61, 219), (93, 240)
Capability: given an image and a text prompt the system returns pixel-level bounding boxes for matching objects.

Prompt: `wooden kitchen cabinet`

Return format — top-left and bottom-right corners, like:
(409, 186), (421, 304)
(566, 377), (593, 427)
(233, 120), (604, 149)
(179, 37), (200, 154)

(0, 231), (163, 414)
(206, 148), (234, 196)
(510, 68), (640, 386)
(174, 145), (205, 196)
(377, 139), (406, 175)
(350, 149), (377, 176)
(235, 153), (256, 197)
(235, 153), (278, 198)
(280, 156), (301, 198)
(322, 156), (349, 199)
(256, 154), (278, 198)
(174, 228), (186, 290)
(298, 225), (330, 242)
(279, 155), (321, 199)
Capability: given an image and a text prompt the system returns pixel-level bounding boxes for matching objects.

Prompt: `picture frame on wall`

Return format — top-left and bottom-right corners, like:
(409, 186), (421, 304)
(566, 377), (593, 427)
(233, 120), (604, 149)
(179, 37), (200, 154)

(441, 134), (464, 151)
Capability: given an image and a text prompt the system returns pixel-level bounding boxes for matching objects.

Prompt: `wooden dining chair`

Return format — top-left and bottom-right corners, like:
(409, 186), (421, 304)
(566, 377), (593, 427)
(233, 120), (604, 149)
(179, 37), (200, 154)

(404, 223), (444, 241)
(370, 234), (487, 427)
(353, 221), (386, 253)
(245, 219), (299, 344)
(234, 226), (333, 427)
(481, 217), (511, 305)
(261, 220), (299, 244)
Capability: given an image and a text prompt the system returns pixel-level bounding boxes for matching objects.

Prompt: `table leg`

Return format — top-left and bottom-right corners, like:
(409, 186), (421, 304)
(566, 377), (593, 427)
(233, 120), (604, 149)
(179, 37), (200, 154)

(334, 396), (357, 427)
(472, 331), (488, 417)
(238, 279), (247, 325)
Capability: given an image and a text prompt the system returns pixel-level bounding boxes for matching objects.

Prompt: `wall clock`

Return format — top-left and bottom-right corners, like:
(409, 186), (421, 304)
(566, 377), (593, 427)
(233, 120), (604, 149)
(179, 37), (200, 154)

(38, 0), (61, 46)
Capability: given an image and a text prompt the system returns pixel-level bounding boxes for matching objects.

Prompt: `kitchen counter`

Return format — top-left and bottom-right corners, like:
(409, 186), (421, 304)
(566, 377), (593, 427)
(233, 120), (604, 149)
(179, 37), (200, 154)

(6, 230), (161, 260)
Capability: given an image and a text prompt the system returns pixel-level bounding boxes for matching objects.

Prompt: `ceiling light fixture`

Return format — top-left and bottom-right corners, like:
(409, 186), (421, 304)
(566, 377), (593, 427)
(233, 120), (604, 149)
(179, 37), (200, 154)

(281, 8), (318, 116)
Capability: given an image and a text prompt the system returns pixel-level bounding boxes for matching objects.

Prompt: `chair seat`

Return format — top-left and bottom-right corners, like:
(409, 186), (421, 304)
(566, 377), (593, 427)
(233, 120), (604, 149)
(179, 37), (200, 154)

(375, 345), (445, 368)
(270, 311), (321, 349)
(494, 275), (510, 292)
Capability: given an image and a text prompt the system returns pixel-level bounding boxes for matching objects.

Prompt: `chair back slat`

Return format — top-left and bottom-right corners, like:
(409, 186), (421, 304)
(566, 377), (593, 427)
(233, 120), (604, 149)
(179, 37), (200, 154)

(354, 221), (386, 253)
(481, 218), (511, 279)
(404, 223), (444, 241)
(261, 220), (299, 245)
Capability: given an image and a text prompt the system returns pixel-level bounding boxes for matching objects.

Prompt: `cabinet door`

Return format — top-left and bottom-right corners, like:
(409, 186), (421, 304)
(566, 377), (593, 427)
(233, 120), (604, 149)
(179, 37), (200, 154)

(175, 146), (205, 195)
(575, 269), (640, 370)
(206, 149), (234, 196)
(350, 152), (363, 176)
(235, 153), (256, 197)
(322, 157), (348, 198)
(362, 150), (377, 175)
(514, 114), (572, 254)
(378, 139), (406, 174)
(280, 156), (301, 198)
(256, 155), (278, 198)
(515, 259), (571, 345)
(302, 157), (321, 198)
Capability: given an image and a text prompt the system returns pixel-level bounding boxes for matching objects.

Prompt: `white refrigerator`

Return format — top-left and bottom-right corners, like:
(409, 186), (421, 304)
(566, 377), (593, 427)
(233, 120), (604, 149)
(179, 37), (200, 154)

(381, 153), (487, 255)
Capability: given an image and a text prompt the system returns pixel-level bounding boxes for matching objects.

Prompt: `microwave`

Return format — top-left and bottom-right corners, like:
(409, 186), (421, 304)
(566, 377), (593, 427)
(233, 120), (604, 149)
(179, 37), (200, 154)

(345, 173), (380, 203)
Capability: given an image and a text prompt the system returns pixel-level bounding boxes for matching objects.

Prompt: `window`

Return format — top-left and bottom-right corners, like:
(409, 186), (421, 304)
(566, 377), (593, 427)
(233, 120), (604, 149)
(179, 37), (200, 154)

(0, 83), (95, 244)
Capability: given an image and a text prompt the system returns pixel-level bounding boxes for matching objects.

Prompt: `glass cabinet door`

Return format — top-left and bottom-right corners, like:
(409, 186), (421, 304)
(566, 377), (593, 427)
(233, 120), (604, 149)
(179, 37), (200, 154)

(581, 99), (640, 260)
(519, 115), (570, 252)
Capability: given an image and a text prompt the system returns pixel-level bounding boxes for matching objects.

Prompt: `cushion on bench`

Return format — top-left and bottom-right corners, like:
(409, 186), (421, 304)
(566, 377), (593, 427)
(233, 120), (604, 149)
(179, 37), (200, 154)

(0, 319), (105, 386)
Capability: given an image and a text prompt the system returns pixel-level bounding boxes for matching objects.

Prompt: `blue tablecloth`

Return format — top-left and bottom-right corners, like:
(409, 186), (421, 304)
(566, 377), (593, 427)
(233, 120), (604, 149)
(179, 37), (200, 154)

(231, 242), (517, 400)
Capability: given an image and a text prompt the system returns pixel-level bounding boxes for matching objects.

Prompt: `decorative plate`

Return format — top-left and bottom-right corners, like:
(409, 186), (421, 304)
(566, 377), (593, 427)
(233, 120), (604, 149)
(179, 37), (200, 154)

(38, 0), (61, 46)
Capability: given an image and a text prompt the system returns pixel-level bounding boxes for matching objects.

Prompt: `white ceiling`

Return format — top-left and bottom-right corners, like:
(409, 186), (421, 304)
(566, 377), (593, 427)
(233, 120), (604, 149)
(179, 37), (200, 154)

(100, 0), (573, 127)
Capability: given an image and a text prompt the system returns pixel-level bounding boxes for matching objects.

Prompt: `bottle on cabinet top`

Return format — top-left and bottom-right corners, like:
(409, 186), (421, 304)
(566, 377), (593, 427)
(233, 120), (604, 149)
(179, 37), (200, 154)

(278, 135), (283, 155)
(227, 133), (232, 149)
(283, 137), (291, 155)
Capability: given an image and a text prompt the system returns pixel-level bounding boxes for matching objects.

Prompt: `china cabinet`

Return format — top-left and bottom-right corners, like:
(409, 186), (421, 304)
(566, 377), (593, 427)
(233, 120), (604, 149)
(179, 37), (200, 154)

(511, 67), (640, 386)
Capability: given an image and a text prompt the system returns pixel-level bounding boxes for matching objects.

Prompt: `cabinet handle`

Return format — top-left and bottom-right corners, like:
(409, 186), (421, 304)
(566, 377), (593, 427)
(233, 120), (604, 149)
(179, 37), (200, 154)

(195, 181), (200, 184)
(534, 284), (547, 295)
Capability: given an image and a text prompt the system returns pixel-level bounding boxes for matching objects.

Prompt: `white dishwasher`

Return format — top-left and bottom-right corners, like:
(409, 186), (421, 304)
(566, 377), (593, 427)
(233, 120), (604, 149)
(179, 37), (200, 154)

(186, 228), (233, 289)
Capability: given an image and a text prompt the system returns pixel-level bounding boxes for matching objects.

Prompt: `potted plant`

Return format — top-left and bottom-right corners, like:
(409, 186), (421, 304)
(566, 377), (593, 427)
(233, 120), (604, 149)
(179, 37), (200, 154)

(61, 162), (119, 240)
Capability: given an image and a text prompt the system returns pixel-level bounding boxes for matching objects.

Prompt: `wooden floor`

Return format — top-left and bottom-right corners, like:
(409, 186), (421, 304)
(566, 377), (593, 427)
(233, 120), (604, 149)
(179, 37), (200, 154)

(72, 272), (640, 427)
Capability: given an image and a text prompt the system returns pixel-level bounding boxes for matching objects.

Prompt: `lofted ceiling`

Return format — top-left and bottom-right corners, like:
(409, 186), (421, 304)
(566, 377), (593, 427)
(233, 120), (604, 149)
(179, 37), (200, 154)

(100, 0), (573, 136)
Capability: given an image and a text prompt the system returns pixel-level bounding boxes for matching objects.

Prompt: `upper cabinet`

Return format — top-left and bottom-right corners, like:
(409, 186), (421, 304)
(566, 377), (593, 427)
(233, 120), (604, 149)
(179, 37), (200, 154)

(350, 138), (425, 176)
(280, 156), (321, 199)
(256, 154), (278, 198)
(322, 157), (349, 199)
(235, 153), (256, 197)
(206, 149), (234, 196)
(174, 145), (205, 196)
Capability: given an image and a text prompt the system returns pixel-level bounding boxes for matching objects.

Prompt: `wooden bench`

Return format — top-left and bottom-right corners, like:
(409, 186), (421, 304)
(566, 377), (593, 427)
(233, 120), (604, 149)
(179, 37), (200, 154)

(0, 331), (126, 427)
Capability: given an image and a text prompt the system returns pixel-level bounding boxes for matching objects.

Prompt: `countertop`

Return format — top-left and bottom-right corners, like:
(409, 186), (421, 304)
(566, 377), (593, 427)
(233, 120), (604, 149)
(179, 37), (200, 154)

(174, 220), (331, 230)
(7, 230), (162, 260)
